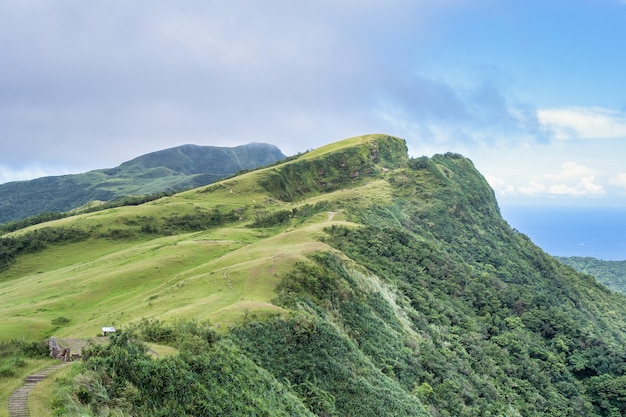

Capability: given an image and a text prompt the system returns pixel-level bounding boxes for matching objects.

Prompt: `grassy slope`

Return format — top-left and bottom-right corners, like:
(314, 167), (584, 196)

(0, 143), (285, 225)
(0, 134), (392, 341)
(1, 133), (423, 417)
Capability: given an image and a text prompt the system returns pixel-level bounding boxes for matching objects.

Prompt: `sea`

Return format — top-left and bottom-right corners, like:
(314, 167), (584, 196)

(500, 206), (626, 261)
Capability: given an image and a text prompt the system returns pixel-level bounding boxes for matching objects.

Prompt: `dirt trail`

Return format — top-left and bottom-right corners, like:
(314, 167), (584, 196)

(8, 362), (68, 417)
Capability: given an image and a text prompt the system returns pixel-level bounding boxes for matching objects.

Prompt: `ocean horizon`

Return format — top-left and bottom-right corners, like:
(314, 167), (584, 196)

(500, 205), (626, 261)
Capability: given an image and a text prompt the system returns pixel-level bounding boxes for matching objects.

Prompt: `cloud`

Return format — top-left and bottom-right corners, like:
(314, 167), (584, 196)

(377, 74), (543, 151)
(537, 107), (626, 140)
(519, 162), (605, 197)
(544, 161), (596, 181)
(0, 0), (434, 169)
(486, 161), (607, 199)
(610, 173), (626, 190)
(484, 174), (516, 196)
(1, 0), (624, 209)
(0, 165), (70, 184)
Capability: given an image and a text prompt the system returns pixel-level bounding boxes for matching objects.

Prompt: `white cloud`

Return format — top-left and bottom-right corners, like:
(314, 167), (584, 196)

(491, 162), (606, 198)
(544, 161), (595, 181)
(484, 174), (516, 196)
(537, 107), (626, 140)
(0, 165), (70, 184)
(546, 177), (604, 196)
(518, 180), (546, 196)
(610, 173), (626, 190)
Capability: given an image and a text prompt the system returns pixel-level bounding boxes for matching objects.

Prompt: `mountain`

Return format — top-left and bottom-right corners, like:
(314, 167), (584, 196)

(3, 134), (626, 416)
(0, 142), (285, 225)
(558, 256), (626, 294)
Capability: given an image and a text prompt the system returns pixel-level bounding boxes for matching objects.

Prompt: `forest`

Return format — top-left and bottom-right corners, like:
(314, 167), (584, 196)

(558, 256), (626, 295)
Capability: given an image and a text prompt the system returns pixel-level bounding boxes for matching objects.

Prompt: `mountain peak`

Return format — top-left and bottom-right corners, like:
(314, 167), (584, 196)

(0, 142), (285, 224)
(117, 142), (285, 175)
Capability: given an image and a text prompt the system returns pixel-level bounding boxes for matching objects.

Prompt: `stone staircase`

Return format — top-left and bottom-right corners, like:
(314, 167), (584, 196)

(7, 362), (67, 417)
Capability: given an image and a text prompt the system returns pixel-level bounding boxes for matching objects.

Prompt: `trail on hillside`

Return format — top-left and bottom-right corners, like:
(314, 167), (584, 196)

(8, 362), (68, 417)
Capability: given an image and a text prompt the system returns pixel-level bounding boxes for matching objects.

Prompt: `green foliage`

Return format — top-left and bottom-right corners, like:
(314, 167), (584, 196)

(0, 226), (91, 272)
(589, 375), (626, 415)
(231, 313), (429, 417)
(558, 256), (626, 294)
(260, 135), (407, 201)
(250, 209), (293, 228)
(54, 327), (314, 417)
(250, 201), (333, 228)
(0, 211), (68, 234)
(124, 318), (220, 352)
(321, 223), (608, 416)
(0, 207), (242, 272)
(51, 316), (70, 326)
(125, 318), (177, 344)
(163, 207), (240, 232)
(310, 148), (626, 416)
(0, 339), (49, 379)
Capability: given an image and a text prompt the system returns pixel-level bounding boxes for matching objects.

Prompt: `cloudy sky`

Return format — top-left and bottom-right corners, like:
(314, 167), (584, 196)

(1, 0), (625, 207)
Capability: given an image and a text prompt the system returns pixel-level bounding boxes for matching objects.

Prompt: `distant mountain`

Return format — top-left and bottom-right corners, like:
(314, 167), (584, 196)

(558, 256), (626, 294)
(0, 142), (285, 224)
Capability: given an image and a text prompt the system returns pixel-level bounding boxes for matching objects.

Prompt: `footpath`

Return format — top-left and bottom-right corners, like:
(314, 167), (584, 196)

(7, 362), (67, 417)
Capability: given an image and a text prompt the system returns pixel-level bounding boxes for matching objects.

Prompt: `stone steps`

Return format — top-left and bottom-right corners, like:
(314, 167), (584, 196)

(7, 363), (68, 417)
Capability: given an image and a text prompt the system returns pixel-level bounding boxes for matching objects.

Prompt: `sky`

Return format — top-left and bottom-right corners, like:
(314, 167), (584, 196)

(1, 0), (626, 208)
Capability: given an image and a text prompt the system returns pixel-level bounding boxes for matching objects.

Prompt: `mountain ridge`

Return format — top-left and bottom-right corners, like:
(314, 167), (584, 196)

(0, 142), (286, 224)
(2, 134), (626, 416)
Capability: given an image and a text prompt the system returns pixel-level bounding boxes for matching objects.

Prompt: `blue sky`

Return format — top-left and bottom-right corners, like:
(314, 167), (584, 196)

(1, 0), (625, 208)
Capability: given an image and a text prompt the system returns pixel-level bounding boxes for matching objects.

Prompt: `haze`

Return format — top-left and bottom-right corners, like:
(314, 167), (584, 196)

(1, 0), (625, 207)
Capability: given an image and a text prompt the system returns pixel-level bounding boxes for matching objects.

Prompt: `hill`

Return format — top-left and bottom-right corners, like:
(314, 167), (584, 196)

(0, 142), (285, 224)
(3, 134), (626, 416)
(558, 256), (626, 294)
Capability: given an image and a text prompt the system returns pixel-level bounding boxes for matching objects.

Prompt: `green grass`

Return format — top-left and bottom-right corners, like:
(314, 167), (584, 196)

(146, 343), (179, 358)
(0, 134), (397, 341)
(297, 133), (383, 160)
(0, 359), (56, 417)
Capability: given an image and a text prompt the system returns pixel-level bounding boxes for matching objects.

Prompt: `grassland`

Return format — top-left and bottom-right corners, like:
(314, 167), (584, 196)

(0, 134), (395, 341)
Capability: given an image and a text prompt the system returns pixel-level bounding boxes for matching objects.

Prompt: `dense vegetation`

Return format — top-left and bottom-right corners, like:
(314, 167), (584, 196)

(4, 134), (626, 416)
(558, 256), (626, 294)
(51, 320), (317, 417)
(0, 339), (49, 378)
(0, 142), (285, 224)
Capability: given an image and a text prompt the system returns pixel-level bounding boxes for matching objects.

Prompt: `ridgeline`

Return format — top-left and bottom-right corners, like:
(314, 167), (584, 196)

(0, 142), (285, 224)
(2, 134), (626, 416)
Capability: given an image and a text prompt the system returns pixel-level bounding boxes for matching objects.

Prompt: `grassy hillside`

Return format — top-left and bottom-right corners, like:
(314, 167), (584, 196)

(3, 134), (626, 416)
(0, 142), (285, 224)
(0, 134), (400, 338)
